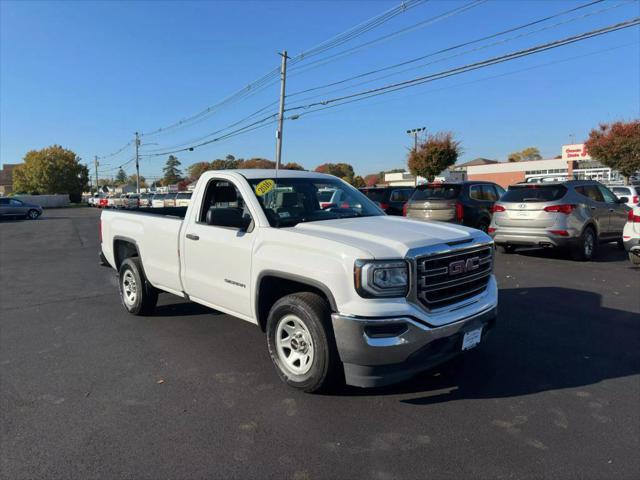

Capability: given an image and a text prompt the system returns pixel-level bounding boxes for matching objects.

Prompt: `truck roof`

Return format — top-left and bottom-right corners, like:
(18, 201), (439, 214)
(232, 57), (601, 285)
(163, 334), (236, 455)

(202, 169), (336, 181)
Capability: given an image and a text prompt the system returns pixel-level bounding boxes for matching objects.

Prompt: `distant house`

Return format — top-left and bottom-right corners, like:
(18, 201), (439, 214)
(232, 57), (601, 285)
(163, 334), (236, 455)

(451, 158), (499, 173)
(0, 163), (20, 195)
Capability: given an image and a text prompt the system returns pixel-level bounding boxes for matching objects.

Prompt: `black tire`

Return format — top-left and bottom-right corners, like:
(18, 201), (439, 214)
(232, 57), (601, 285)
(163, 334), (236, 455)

(629, 252), (640, 266)
(266, 292), (340, 393)
(27, 209), (40, 220)
(501, 245), (516, 254)
(476, 220), (490, 233)
(571, 226), (597, 261)
(617, 239), (625, 250)
(118, 257), (158, 315)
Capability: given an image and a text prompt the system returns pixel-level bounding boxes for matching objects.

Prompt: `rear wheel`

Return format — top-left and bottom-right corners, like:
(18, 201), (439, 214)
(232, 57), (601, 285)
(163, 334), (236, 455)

(501, 245), (516, 254)
(571, 227), (596, 261)
(476, 220), (490, 233)
(266, 292), (339, 393)
(617, 239), (625, 250)
(629, 252), (640, 266)
(118, 257), (158, 315)
(27, 209), (40, 220)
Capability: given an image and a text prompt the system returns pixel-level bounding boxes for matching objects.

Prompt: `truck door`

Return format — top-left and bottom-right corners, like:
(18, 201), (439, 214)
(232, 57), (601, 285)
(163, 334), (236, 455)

(181, 178), (256, 319)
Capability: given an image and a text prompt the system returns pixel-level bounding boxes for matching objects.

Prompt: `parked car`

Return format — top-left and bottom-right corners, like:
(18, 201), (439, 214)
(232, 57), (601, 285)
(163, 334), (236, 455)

(360, 186), (414, 215)
(0, 197), (43, 220)
(151, 193), (167, 208)
(623, 203), (640, 265)
(317, 188), (343, 209)
(404, 181), (505, 232)
(139, 193), (153, 208)
(122, 194), (140, 209)
(489, 180), (629, 261)
(100, 170), (497, 392)
(164, 193), (178, 207)
(175, 191), (192, 207)
(611, 185), (639, 208)
(98, 197), (109, 208)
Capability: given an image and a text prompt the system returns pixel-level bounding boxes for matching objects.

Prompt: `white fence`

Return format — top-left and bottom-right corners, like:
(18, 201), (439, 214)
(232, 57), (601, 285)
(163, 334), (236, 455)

(13, 194), (70, 208)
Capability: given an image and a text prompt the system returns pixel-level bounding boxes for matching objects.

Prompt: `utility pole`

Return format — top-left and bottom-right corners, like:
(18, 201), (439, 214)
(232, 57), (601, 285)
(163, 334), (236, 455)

(275, 50), (289, 172)
(406, 127), (426, 186)
(94, 156), (99, 193)
(135, 132), (141, 193)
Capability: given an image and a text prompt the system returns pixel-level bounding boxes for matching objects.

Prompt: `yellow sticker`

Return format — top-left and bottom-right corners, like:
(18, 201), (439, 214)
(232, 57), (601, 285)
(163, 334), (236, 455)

(255, 179), (275, 196)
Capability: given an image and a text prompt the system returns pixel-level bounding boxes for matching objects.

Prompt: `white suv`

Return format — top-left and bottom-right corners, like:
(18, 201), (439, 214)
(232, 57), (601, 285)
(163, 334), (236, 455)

(611, 185), (639, 208)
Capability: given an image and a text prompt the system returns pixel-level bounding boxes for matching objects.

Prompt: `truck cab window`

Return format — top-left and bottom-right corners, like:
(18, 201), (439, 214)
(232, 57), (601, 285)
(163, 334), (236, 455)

(199, 180), (251, 224)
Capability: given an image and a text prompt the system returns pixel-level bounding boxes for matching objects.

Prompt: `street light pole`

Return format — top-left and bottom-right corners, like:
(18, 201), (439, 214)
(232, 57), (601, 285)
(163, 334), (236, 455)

(275, 50), (289, 172)
(94, 155), (99, 193)
(135, 132), (141, 193)
(406, 127), (426, 186)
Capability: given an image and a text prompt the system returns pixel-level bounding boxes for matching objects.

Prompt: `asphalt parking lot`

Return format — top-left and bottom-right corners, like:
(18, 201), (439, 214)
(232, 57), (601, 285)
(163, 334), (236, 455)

(1, 207), (639, 480)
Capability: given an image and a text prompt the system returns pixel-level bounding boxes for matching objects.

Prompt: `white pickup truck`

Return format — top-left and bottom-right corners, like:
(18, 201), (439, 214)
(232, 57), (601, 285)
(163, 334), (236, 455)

(100, 170), (497, 392)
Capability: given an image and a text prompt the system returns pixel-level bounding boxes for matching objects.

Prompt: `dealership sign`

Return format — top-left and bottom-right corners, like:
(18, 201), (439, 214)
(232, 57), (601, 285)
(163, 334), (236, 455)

(562, 143), (591, 161)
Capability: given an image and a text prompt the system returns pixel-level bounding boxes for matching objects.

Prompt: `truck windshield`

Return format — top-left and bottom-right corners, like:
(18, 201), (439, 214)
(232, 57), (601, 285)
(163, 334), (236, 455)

(246, 177), (383, 227)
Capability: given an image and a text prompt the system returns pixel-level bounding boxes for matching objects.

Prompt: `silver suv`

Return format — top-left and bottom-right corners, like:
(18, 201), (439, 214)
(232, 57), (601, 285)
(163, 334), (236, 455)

(489, 180), (629, 260)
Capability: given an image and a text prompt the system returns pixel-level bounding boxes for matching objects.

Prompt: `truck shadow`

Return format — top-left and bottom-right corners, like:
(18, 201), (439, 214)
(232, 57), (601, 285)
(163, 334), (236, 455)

(511, 243), (628, 263)
(336, 287), (640, 402)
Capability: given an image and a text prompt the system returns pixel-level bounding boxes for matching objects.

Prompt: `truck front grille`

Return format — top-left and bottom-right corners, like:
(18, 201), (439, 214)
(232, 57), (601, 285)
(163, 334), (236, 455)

(416, 245), (493, 310)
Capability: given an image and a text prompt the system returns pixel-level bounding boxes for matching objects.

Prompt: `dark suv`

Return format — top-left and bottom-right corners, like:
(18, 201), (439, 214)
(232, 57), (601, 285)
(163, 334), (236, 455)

(359, 186), (414, 216)
(404, 181), (505, 232)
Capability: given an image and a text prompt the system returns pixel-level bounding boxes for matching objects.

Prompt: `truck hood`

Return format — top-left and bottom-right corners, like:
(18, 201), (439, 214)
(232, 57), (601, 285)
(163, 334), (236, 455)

(293, 216), (486, 258)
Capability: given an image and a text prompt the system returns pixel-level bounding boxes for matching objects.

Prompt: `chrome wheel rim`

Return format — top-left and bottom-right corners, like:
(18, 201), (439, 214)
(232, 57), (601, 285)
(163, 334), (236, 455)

(584, 232), (594, 257)
(275, 314), (314, 376)
(122, 270), (138, 307)
(29, 210), (38, 219)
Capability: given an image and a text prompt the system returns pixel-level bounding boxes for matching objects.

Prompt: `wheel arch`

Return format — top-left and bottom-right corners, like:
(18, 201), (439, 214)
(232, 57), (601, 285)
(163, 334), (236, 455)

(255, 271), (337, 332)
(113, 236), (141, 271)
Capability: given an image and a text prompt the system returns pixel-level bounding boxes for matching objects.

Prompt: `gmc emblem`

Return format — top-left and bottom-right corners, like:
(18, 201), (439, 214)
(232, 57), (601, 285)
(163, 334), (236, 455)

(449, 256), (480, 276)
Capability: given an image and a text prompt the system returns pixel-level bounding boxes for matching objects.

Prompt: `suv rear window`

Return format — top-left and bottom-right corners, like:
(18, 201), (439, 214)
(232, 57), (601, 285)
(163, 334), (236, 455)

(501, 185), (567, 202)
(411, 184), (461, 201)
(360, 188), (387, 202)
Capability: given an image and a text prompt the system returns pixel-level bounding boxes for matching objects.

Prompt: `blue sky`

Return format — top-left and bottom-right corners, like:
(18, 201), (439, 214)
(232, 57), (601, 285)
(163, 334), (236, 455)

(1, 0), (639, 181)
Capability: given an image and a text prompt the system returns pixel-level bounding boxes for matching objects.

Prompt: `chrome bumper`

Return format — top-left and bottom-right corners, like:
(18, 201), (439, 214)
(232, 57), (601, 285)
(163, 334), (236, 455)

(331, 305), (497, 388)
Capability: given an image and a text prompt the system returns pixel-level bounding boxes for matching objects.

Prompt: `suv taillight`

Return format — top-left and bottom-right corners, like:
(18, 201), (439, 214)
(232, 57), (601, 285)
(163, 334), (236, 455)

(379, 202), (390, 211)
(455, 202), (464, 222)
(491, 204), (505, 213)
(544, 204), (576, 215)
(628, 210), (640, 222)
(633, 195), (639, 204)
(402, 203), (408, 216)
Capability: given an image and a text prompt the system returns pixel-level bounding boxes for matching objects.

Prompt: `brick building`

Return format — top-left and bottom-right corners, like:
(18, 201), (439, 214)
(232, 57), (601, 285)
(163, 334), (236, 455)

(0, 163), (20, 195)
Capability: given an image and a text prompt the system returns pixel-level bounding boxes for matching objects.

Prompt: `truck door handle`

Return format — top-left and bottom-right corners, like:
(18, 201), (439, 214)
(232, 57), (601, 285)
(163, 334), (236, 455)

(186, 233), (199, 241)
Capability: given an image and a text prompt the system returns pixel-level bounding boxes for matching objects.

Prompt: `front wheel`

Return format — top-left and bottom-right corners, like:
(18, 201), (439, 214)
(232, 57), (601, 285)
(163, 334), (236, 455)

(118, 257), (158, 315)
(27, 209), (40, 220)
(266, 292), (339, 393)
(501, 245), (516, 254)
(629, 251), (640, 266)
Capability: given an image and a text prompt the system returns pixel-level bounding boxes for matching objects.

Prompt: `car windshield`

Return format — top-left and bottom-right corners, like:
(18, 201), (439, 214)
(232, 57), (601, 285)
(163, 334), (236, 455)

(411, 184), (461, 201)
(502, 184), (568, 202)
(246, 177), (383, 227)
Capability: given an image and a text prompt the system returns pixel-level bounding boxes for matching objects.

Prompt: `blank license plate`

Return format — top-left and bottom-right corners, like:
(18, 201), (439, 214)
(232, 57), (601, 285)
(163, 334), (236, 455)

(461, 328), (482, 351)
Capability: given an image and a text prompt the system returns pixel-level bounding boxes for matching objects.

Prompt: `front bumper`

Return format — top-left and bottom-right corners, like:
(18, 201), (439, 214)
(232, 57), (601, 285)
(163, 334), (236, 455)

(331, 305), (497, 388)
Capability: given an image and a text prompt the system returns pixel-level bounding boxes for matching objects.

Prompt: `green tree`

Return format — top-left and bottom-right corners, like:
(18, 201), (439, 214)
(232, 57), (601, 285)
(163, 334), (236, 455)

(211, 154), (242, 170)
(127, 174), (147, 188)
(115, 168), (127, 185)
(407, 132), (461, 182)
(314, 163), (355, 183)
(13, 145), (89, 202)
(162, 155), (182, 185)
(508, 147), (542, 162)
(585, 120), (640, 184)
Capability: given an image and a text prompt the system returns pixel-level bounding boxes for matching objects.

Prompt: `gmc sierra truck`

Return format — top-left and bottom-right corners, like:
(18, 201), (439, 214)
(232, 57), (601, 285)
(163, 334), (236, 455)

(100, 170), (497, 392)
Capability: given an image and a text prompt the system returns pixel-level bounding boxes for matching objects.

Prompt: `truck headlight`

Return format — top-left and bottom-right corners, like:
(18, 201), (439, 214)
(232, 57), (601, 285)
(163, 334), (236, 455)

(354, 260), (409, 298)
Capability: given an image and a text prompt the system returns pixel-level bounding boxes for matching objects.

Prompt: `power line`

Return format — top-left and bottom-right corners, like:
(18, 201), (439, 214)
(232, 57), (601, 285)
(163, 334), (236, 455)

(288, 0), (607, 98)
(285, 18), (640, 115)
(286, 0), (630, 106)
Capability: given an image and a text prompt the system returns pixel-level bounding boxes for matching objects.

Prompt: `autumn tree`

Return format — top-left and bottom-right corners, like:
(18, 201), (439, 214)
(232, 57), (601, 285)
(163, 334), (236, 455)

(352, 176), (366, 188)
(282, 162), (305, 171)
(13, 145), (89, 202)
(115, 168), (127, 184)
(187, 161), (214, 180)
(407, 132), (461, 182)
(364, 174), (380, 187)
(241, 158), (276, 169)
(163, 155), (182, 185)
(585, 120), (640, 184)
(211, 154), (242, 170)
(314, 163), (355, 183)
(508, 147), (542, 162)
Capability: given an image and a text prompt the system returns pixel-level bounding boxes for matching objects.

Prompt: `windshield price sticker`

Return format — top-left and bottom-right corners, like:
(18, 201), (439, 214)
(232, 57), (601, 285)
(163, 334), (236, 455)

(255, 179), (275, 196)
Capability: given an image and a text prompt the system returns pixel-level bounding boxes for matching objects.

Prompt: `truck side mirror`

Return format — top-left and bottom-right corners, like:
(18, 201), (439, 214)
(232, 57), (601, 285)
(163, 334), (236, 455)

(206, 207), (251, 230)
